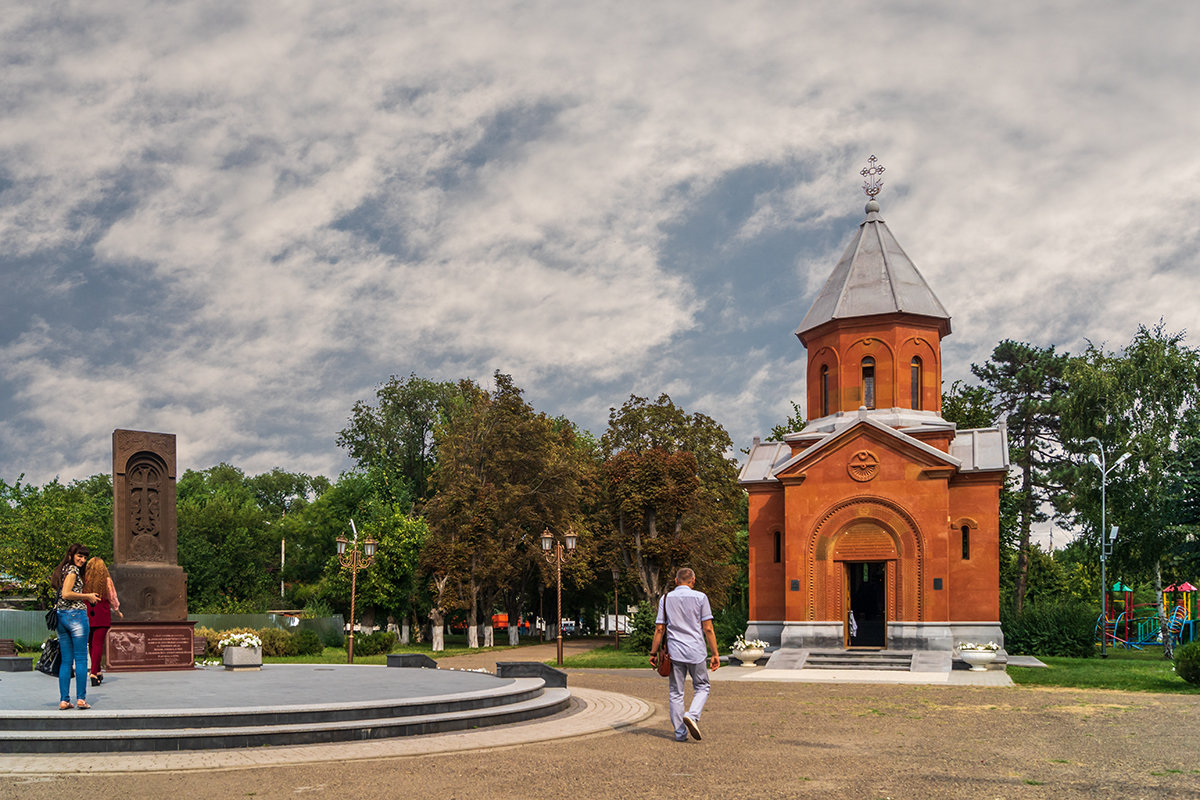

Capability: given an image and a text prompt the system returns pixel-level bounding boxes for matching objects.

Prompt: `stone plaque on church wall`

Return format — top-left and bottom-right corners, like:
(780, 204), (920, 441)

(105, 622), (196, 672)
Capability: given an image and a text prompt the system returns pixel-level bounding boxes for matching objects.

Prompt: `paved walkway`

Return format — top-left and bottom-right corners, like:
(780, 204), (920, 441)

(7, 670), (1198, 799)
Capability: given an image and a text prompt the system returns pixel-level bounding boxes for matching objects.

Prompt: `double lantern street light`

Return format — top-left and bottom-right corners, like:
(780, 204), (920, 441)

(540, 527), (578, 667)
(336, 519), (377, 664)
(1085, 437), (1129, 659)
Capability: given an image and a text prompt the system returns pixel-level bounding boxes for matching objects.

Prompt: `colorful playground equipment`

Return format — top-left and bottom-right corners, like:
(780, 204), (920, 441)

(1095, 580), (1197, 650)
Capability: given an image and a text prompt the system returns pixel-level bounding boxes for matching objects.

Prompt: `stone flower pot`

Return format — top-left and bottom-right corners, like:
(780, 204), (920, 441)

(223, 645), (263, 671)
(959, 649), (997, 672)
(733, 648), (764, 667)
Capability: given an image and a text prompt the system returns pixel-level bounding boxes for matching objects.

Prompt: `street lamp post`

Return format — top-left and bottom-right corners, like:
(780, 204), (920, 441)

(540, 527), (577, 667)
(336, 519), (377, 664)
(1086, 437), (1129, 658)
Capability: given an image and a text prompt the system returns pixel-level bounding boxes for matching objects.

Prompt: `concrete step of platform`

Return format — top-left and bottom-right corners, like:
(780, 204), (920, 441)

(0, 677), (570, 753)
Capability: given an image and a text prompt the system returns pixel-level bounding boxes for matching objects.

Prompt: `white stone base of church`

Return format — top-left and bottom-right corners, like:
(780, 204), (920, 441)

(747, 620), (1004, 652)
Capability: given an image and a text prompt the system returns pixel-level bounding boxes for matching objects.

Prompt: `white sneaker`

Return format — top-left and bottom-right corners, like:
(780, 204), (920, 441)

(683, 715), (701, 741)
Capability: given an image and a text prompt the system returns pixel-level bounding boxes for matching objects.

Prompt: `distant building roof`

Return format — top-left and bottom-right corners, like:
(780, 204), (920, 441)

(796, 200), (951, 340)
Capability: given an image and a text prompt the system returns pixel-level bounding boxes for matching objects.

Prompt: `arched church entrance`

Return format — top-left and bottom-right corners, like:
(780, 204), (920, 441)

(832, 521), (898, 649)
(809, 500), (924, 651)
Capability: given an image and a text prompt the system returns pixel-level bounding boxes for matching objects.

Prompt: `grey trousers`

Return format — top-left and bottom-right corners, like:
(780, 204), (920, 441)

(668, 660), (710, 740)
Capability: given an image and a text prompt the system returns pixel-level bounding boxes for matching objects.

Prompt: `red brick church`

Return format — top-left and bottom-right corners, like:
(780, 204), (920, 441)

(739, 180), (1007, 658)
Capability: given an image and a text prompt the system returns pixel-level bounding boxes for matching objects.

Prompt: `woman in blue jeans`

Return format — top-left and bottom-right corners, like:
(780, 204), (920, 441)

(51, 543), (101, 709)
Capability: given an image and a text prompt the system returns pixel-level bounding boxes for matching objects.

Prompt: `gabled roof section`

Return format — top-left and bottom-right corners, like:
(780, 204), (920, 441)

(774, 414), (960, 478)
(739, 414), (1009, 487)
(796, 200), (951, 339)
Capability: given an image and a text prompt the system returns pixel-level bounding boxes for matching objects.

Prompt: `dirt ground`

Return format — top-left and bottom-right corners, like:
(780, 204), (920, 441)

(8, 650), (1200, 799)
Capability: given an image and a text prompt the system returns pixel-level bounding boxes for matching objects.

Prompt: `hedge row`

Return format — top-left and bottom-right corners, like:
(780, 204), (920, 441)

(1000, 599), (1096, 658)
(193, 626), (325, 658)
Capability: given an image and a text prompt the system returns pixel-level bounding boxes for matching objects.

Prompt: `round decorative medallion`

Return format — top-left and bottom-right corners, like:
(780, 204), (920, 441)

(847, 450), (880, 482)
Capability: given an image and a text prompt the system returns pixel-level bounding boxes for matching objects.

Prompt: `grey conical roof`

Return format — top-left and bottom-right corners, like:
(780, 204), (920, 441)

(796, 200), (951, 340)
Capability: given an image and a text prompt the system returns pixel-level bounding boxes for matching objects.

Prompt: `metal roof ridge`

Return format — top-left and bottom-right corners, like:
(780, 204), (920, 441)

(869, 216), (902, 314)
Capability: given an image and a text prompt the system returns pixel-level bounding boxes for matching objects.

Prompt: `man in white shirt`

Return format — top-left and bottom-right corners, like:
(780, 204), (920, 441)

(648, 567), (721, 742)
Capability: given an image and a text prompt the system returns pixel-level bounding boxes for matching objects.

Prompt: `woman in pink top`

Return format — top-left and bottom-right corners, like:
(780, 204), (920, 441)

(83, 557), (121, 686)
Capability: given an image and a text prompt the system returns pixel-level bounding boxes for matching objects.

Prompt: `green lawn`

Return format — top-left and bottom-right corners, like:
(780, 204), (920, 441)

(1009, 647), (1200, 694)
(554, 642), (649, 669)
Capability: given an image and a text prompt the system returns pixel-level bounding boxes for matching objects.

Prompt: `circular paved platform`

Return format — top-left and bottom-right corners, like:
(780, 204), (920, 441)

(0, 664), (652, 772)
(0, 663), (510, 712)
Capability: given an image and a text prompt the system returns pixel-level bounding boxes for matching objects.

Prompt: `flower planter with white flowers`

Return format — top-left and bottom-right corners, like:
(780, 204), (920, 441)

(957, 641), (999, 671)
(731, 636), (769, 667)
(220, 632), (264, 671)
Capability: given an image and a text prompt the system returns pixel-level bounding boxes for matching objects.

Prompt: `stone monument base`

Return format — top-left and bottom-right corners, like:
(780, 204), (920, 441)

(110, 563), (189, 622)
(106, 621), (197, 672)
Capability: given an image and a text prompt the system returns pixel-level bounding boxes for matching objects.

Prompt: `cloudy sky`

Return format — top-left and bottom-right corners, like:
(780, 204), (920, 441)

(2, 2), (1198, 546)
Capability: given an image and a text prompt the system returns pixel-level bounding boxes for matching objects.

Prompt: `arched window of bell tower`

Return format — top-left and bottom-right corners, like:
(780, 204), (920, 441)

(861, 357), (876, 409)
(820, 365), (830, 417)
(910, 357), (923, 410)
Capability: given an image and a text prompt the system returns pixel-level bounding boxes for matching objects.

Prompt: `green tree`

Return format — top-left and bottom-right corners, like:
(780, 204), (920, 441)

(941, 379), (996, 429)
(0, 474), (112, 606)
(1061, 323), (1200, 588)
(423, 374), (593, 648)
(320, 506), (430, 636)
(246, 468), (329, 517)
(765, 401), (805, 442)
(972, 340), (1071, 612)
(177, 464), (276, 612)
(600, 394), (741, 602)
(337, 374), (463, 508)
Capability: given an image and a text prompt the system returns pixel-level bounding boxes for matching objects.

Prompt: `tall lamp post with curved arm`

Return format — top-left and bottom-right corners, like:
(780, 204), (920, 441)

(1085, 437), (1129, 658)
(337, 519), (377, 664)
(540, 527), (577, 667)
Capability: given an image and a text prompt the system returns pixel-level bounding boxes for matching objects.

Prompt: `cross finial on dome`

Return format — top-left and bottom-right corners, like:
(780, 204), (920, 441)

(860, 154), (885, 202)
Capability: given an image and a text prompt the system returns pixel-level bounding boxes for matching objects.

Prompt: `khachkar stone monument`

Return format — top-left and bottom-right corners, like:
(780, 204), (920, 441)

(107, 429), (195, 671)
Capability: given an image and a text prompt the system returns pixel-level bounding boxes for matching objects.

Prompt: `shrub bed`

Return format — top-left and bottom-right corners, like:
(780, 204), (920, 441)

(1174, 641), (1200, 684)
(1000, 599), (1095, 658)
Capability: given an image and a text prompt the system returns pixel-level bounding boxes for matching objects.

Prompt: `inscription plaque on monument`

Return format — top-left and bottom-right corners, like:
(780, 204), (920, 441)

(108, 429), (194, 671)
(105, 623), (196, 671)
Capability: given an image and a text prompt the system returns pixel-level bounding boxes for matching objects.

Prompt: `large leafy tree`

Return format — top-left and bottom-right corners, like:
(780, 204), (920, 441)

(1060, 323), (1200, 588)
(1162, 408), (1200, 579)
(941, 379), (996, 429)
(319, 505), (430, 634)
(177, 464), (278, 612)
(422, 373), (593, 649)
(0, 474), (112, 606)
(971, 340), (1071, 612)
(337, 373), (463, 508)
(600, 394), (741, 602)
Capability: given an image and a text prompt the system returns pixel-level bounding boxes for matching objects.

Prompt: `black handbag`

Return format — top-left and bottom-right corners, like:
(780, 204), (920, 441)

(35, 638), (61, 676)
(45, 607), (58, 630)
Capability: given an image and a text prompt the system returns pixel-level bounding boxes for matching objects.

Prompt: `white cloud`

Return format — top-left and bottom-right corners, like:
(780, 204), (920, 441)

(1, 1), (1199, 484)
